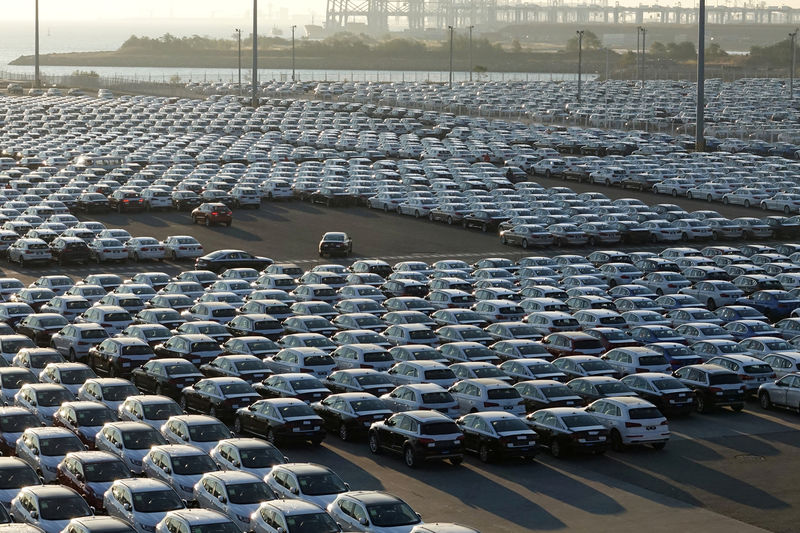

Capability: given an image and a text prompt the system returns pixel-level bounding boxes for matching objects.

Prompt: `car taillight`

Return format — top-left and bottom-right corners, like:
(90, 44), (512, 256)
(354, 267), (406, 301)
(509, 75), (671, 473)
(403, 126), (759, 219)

(708, 387), (723, 393)
(223, 399), (237, 406)
(417, 437), (435, 444)
(484, 401), (499, 407)
(123, 199), (129, 203)
(211, 212), (218, 215)
(635, 367), (649, 373)
(360, 364), (372, 369)
(660, 420), (668, 425)
(770, 373), (777, 378)
(77, 341), (89, 345)
(739, 374), (753, 381)
(667, 284), (676, 288)
(625, 421), (642, 428)
(300, 367), (313, 373)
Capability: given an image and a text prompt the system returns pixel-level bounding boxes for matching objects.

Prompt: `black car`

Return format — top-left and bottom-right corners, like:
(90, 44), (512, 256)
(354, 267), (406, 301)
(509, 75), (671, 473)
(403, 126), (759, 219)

(233, 397), (325, 445)
(461, 209), (507, 232)
(221, 336), (281, 358)
(525, 407), (610, 458)
(367, 410), (464, 467)
(513, 379), (585, 412)
(311, 393), (394, 441)
(16, 313), (69, 347)
(153, 334), (223, 367)
(172, 190), (203, 211)
(180, 377), (261, 422)
(131, 358), (204, 400)
(565, 376), (638, 403)
(324, 369), (395, 396)
(199, 355), (272, 384)
(133, 308), (185, 330)
(620, 373), (696, 416)
(455, 411), (539, 463)
(108, 190), (145, 212)
(56, 453), (132, 512)
(611, 221), (652, 245)
(195, 249), (273, 273)
(318, 232), (353, 258)
(11, 288), (56, 312)
(75, 192), (110, 213)
(49, 237), (91, 265)
(672, 364), (746, 413)
(86, 337), (154, 379)
(253, 373), (331, 403)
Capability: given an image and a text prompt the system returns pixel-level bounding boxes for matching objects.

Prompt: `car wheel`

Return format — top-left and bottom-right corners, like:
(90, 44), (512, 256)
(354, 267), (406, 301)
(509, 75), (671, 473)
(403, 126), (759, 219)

(338, 423), (350, 441)
(650, 234), (658, 243)
(180, 396), (188, 411)
(744, 200), (750, 208)
(479, 443), (491, 463)
(108, 365), (117, 378)
(652, 442), (666, 450)
(428, 213), (434, 222)
(192, 217), (197, 224)
(707, 298), (716, 310)
(68, 348), (76, 363)
(155, 385), (164, 396)
(656, 289), (664, 296)
(233, 417), (242, 434)
(225, 222), (231, 227)
(695, 395), (706, 413)
(605, 178), (611, 187)
(707, 195), (712, 202)
(545, 170), (551, 178)
(731, 404), (744, 412)
(449, 456), (463, 466)
(133, 252), (139, 263)
(687, 192), (693, 199)
(446, 216), (453, 225)
(550, 439), (563, 458)
(500, 235), (508, 245)
(759, 392), (773, 410)
(383, 204), (389, 212)
(784, 205), (791, 215)
(18, 257), (25, 268)
(723, 197), (729, 205)
(209, 406), (217, 419)
(610, 429), (626, 452)
(521, 239), (529, 249)
(414, 210), (420, 218)
(117, 204), (122, 213)
(481, 224), (488, 232)
(368, 431), (381, 454)
(267, 429), (277, 443)
(403, 445), (418, 468)
(712, 231), (719, 241)
(588, 237), (596, 246)
(205, 218), (211, 227)
(682, 233), (690, 241)
(672, 189), (678, 197)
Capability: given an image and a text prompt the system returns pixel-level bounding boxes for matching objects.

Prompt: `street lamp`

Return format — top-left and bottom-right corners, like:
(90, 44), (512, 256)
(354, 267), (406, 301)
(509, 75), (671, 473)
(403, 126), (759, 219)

(468, 25), (474, 82)
(448, 26), (454, 87)
(696, 0), (705, 151)
(235, 28), (242, 96)
(639, 26), (646, 90)
(291, 25), (297, 82)
(252, 0), (258, 108)
(790, 28), (798, 99)
(34, 0), (40, 88)
(576, 30), (584, 103)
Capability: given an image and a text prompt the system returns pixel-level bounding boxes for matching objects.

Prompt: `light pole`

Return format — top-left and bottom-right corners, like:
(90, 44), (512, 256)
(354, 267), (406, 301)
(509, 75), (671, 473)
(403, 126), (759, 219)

(636, 26), (640, 82)
(468, 25), (474, 82)
(235, 28), (242, 96)
(448, 26), (454, 87)
(291, 25), (297, 82)
(696, 0), (705, 151)
(790, 28), (798, 99)
(639, 27), (646, 90)
(34, 0), (40, 87)
(577, 30), (584, 103)
(252, 0), (258, 108)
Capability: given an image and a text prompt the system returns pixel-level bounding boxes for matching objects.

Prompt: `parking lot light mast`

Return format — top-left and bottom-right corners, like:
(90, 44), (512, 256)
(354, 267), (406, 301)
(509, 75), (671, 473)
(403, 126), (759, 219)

(34, 0), (40, 88)
(791, 28), (798, 99)
(235, 28), (242, 96)
(577, 30), (584, 103)
(448, 26), (454, 87)
(640, 27), (646, 90)
(291, 25), (297, 82)
(469, 25), (474, 82)
(696, 0), (706, 151)
(252, 0), (258, 108)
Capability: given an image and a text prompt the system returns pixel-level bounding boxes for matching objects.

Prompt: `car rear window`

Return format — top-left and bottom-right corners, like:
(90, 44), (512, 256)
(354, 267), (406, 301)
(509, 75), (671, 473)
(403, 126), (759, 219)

(487, 387), (521, 400)
(420, 421), (460, 435)
(424, 369), (455, 380)
(364, 352), (392, 362)
(628, 407), (664, 419)
(638, 355), (668, 366)
(574, 340), (603, 349)
(709, 373), (740, 385)
(744, 364), (773, 374)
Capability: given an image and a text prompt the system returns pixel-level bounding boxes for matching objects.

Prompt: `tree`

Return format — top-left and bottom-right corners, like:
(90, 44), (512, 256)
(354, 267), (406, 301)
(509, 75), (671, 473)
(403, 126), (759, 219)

(511, 39), (522, 53)
(566, 30), (602, 52)
(706, 42), (728, 59)
(649, 41), (668, 56)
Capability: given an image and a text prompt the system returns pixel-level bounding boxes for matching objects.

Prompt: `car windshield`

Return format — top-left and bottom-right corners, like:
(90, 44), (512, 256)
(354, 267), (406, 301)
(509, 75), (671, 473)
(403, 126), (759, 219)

(491, 418), (529, 433)
(39, 435), (83, 455)
(1, 371), (35, 388)
(629, 407), (664, 420)
(60, 369), (96, 384)
(39, 494), (91, 520)
(122, 428), (167, 449)
(244, 340), (276, 352)
(463, 348), (495, 358)
(103, 385), (139, 401)
(285, 511), (340, 533)
(142, 402), (183, 420)
(132, 489), (183, 513)
(121, 345), (153, 356)
(424, 369), (455, 380)
(561, 414), (601, 429)
(226, 481), (274, 504)
(0, 464), (39, 488)
(595, 383), (631, 395)
(239, 445), (285, 468)
(653, 329), (679, 339)
(350, 399), (388, 413)
(662, 346), (692, 356)
(105, 313), (131, 322)
(421, 421), (460, 435)
(76, 407), (116, 426)
(717, 344), (745, 354)
(290, 379), (324, 391)
(84, 459), (130, 482)
(172, 453), (218, 475)
(81, 329), (109, 340)
(652, 378), (686, 391)
(2, 339), (35, 352)
(30, 353), (64, 367)
(278, 404), (315, 418)
(37, 389), (74, 406)
(219, 383), (255, 395)
(297, 472), (348, 496)
(183, 523), (240, 533)
(188, 423), (230, 442)
(486, 387), (521, 400)
(367, 501), (421, 527)
(0, 412), (39, 432)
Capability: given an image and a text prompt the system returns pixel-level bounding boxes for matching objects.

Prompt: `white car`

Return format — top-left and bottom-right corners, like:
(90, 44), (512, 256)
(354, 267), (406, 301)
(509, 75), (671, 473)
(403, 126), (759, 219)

(251, 499), (340, 533)
(600, 347), (672, 376)
(448, 378), (525, 416)
(143, 444), (220, 502)
(194, 470), (275, 532)
(760, 192), (800, 214)
(162, 235), (205, 260)
(104, 478), (185, 533)
(126, 237), (166, 262)
(117, 395), (184, 430)
(265, 463), (349, 510)
(209, 437), (288, 479)
(584, 396), (670, 450)
(154, 509), (239, 533)
(641, 220), (682, 242)
(327, 491), (423, 533)
(10, 485), (92, 533)
(160, 415), (232, 453)
(673, 219), (713, 241)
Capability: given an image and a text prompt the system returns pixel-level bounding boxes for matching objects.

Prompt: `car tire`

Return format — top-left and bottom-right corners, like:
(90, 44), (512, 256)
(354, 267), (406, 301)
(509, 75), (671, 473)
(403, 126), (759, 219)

(759, 392), (772, 410)
(610, 429), (625, 452)
(695, 395), (707, 413)
(368, 431), (381, 454)
(205, 218), (211, 227)
(652, 442), (666, 450)
(723, 197), (729, 205)
(500, 235), (507, 245)
(711, 232), (719, 241)
(707, 195), (712, 202)
(784, 205), (791, 215)
(383, 204), (389, 212)
(545, 170), (551, 178)
(550, 440), (564, 458)
(338, 423), (350, 441)
(744, 200), (750, 208)
(414, 210), (420, 218)
(403, 445), (418, 468)
(731, 404), (744, 412)
(521, 239), (529, 249)
(155, 385), (164, 396)
(707, 298), (716, 310)
(209, 406), (217, 419)
(687, 192), (693, 199)
(481, 224), (488, 232)
(267, 429), (277, 443)
(446, 216), (453, 225)
(479, 444), (492, 463)
(180, 396), (188, 411)
(450, 456), (463, 466)
(68, 348), (76, 363)
(226, 222), (231, 227)
(672, 189), (678, 197)
(108, 365), (117, 378)
(233, 417), (242, 434)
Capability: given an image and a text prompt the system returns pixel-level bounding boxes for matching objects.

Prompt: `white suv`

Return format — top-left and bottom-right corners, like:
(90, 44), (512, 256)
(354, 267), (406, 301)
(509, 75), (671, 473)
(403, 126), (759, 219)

(448, 378), (525, 416)
(584, 396), (670, 450)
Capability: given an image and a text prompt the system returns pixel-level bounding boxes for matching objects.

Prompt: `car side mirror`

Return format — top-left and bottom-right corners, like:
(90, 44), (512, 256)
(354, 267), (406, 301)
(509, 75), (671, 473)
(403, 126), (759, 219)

(218, 495), (227, 504)
(32, 448), (39, 456)
(115, 442), (122, 449)
(30, 511), (38, 519)
(90, 506), (96, 516)
(248, 405), (256, 411)
(344, 482), (350, 490)
(359, 517), (369, 526)
(163, 466), (171, 474)
(135, 412), (143, 419)
(76, 472), (84, 482)
(123, 503), (132, 512)
(232, 460), (240, 468)
(290, 487), (299, 495)
(386, 419), (395, 426)
(30, 399), (37, 406)
(276, 528), (285, 533)
(777, 381), (788, 387)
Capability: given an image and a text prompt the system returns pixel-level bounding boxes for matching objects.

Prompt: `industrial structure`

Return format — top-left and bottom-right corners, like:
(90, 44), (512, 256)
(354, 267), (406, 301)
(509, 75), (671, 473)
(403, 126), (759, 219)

(324, 0), (800, 33)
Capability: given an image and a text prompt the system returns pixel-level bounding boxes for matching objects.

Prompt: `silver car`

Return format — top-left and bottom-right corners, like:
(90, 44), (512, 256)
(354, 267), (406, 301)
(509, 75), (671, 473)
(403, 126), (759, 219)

(265, 463), (350, 510)
(758, 372), (800, 411)
(104, 478), (186, 533)
(95, 421), (168, 474)
(143, 444), (220, 502)
(16, 427), (86, 483)
(11, 485), (92, 533)
(193, 470), (276, 532)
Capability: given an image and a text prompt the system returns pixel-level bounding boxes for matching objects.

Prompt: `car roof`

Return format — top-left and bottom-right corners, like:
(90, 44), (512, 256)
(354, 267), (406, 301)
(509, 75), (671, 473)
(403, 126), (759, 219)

(205, 470), (263, 484)
(264, 499), (325, 514)
(115, 477), (172, 491)
(66, 450), (122, 463)
(165, 509), (231, 525)
(169, 415), (222, 426)
(345, 490), (403, 505)
(152, 444), (208, 456)
(273, 462), (334, 476)
(22, 485), (80, 498)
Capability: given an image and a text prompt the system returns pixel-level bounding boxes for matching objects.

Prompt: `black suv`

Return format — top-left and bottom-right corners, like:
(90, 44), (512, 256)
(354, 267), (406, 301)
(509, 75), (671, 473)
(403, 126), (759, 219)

(673, 363), (746, 413)
(367, 410), (464, 467)
(49, 237), (91, 265)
